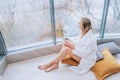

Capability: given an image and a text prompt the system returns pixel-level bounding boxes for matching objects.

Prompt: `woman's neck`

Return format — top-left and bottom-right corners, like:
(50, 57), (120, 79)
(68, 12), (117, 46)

(81, 32), (86, 38)
(81, 29), (92, 38)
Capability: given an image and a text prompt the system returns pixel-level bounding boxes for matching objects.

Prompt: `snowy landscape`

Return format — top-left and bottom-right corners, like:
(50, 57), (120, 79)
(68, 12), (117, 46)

(0, 0), (120, 48)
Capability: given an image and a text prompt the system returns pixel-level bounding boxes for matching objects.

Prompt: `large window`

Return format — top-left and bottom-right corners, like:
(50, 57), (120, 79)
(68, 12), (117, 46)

(105, 0), (120, 37)
(54, 0), (104, 39)
(1, 0), (118, 51)
(0, 0), (52, 49)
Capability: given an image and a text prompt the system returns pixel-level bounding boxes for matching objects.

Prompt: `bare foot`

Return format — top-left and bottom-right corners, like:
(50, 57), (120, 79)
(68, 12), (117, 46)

(38, 63), (51, 70)
(45, 63), (59, 72)
(38, 65), (46, 70)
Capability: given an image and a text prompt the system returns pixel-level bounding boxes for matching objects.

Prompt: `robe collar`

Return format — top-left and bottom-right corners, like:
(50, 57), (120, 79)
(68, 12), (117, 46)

(80, 29), (93, 40)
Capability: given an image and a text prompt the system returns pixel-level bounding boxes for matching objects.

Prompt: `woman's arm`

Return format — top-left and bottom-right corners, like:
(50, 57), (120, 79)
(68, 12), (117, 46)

(64, 40), (75, 49)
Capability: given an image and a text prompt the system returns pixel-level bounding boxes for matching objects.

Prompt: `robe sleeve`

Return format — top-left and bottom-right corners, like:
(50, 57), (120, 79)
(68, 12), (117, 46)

(73, 37), (97, 58)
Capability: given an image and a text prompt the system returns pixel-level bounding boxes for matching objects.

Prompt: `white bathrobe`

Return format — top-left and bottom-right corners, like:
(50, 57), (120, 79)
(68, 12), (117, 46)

(69, 29), (97, 74)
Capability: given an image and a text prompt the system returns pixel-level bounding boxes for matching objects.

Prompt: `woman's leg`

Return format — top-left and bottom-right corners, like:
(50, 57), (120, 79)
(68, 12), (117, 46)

(38, 46), (69, 70)
(45, 47), (81, 72)
(38, 46), (81, 72)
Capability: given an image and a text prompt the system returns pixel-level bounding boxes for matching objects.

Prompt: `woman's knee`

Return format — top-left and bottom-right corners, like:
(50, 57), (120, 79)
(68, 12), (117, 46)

(63, 46), (71, 50)
(62, 43), (68, 48)
(62, 47), (71, 53)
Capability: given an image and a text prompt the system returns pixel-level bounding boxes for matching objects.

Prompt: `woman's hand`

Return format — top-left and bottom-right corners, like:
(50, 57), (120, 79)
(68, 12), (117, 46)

(63, 40), (75, 49)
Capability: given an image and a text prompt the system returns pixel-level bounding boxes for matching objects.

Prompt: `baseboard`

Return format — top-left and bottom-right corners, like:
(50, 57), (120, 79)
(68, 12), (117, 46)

(6, 44), (62, 64)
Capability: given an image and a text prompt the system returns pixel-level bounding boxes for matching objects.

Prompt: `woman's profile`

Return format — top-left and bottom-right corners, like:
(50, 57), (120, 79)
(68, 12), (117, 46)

(38, 18), (97, 74)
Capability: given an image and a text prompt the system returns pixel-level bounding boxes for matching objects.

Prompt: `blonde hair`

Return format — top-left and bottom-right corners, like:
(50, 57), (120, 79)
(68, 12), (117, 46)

(81, 18), (92, 36)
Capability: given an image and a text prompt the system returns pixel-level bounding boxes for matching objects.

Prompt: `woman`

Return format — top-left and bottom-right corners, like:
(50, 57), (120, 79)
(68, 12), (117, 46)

(38, 18), (97, 74)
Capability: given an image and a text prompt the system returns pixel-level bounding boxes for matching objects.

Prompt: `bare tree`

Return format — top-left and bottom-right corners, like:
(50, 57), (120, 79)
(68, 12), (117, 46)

(111, 0), (120, 20)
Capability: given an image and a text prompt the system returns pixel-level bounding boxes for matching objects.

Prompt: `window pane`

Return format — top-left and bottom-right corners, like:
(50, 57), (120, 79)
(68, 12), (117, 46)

(54, 0), (104, 39)
(0, 0), (52, 48)
(0, 31), (7, 55)
(105, 0), (120, 37)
